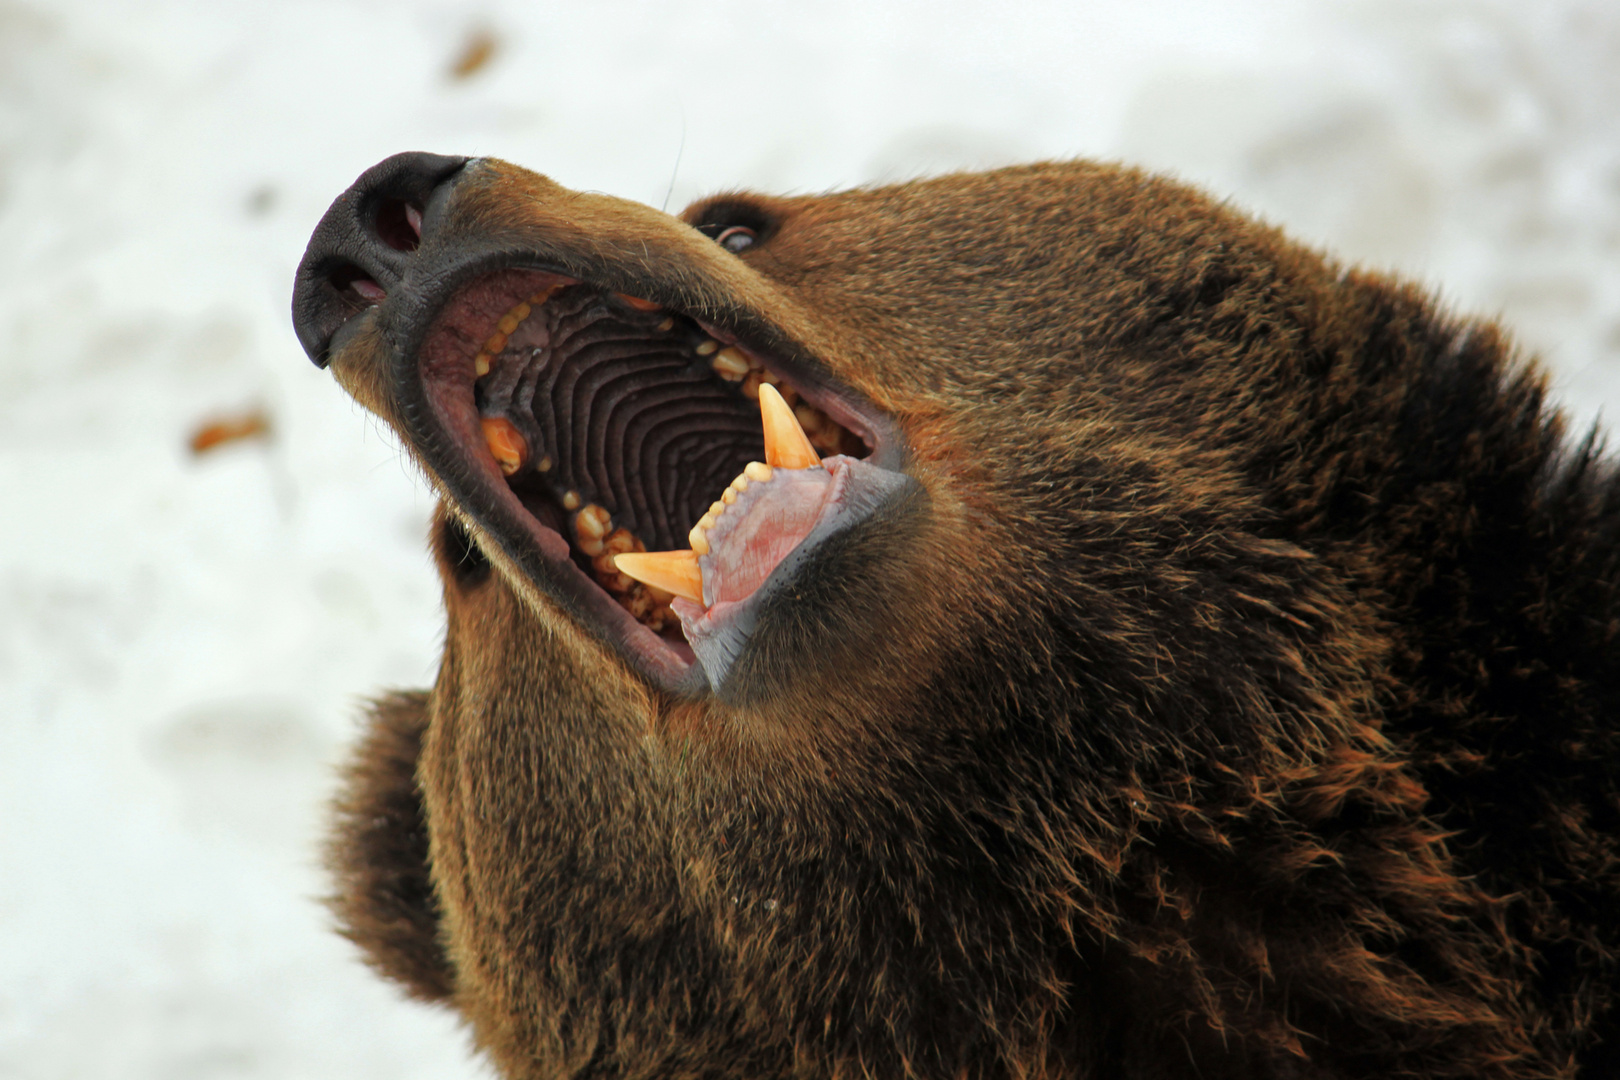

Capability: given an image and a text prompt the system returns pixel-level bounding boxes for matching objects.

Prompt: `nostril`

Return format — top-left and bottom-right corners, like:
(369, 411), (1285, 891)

(327, 262), (386, 304)
(293, 153), (469, 367)
(375, 197), (423, 253)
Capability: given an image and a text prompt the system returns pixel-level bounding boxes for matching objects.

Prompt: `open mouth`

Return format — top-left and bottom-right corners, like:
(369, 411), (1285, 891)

(403, 264), (913, 693)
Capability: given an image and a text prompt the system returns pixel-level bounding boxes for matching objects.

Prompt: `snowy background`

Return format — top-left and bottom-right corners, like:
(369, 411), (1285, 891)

(3, 1), (1618, 1076)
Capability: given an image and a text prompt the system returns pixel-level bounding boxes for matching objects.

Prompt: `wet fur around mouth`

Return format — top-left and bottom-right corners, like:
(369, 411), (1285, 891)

(310, 157), (1620, 1080)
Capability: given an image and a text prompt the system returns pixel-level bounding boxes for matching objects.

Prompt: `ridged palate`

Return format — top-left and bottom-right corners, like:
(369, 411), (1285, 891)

(477, 284), (764, 551)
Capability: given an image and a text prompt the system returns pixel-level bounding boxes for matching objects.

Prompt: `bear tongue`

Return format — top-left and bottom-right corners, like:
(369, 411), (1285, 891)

(699, 465), (836, 607)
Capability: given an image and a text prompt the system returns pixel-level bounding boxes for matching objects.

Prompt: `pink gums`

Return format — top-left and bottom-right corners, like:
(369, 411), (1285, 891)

(670, 460), (851, 634)
(703, 465), (835, 606)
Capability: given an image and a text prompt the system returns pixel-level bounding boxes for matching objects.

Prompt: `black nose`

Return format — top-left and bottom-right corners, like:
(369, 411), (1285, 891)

(291, 151), (470, 367)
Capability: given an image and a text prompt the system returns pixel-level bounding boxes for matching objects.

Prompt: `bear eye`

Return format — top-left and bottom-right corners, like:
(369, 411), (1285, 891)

(715, 225), (757, 254)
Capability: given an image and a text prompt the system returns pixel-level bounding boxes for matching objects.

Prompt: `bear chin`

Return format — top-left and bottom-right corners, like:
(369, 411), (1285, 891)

(295, 153), (1620, 1080)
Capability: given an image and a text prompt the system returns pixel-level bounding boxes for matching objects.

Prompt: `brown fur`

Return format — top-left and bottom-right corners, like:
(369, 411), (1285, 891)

(318, 160), (1620, 1079)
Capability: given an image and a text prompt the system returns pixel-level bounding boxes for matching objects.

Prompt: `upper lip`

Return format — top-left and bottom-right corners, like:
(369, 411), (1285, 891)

(330, 209), (912, 697)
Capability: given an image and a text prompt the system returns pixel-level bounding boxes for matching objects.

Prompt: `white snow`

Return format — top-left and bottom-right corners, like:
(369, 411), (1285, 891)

(2, 1), (1616, 1076)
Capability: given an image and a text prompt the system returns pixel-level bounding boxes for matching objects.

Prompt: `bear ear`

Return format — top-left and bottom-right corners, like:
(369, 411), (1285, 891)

(325, 691), (454, 1002)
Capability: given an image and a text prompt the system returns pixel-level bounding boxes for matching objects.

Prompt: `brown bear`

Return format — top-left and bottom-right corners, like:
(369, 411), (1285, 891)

(291, 152), (1620, 1080)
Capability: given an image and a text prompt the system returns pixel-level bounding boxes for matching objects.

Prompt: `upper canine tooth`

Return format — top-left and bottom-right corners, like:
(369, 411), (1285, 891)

(612, 550), (703, 604)
(617, 292), (662, 313)
(758, 383), (821, 470)
(480, 417), (527, 475)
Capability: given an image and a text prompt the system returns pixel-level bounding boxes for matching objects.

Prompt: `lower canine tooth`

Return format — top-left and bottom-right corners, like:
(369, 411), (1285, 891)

(758, 383), (821, 469)
(613, 550), (704, 604)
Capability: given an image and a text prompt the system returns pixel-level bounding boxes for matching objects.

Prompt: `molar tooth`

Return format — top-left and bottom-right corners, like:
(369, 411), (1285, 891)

(708, 500), (726, 517)
(537, 456), (552, 473)
(721, 488), (738, 505)
(604, 528), (637, 555)
(688, 524), (710, 555)
(497, 313), (520, 335)
(744, 461), (773, 483)
(730, 474), (749, 493)
(563, 491), (581, 511)
(484, 331), (507, 354)
(711, 347), (749, 379)
(758, 383), (821, 470)
(612, 550), (703, 604)
(794, 403), (824, 432)
(697, 512), (717, 531)
(480, 417), (527, 475)
(579, 536), (605, 557)
(576, 505), (610, 539)
(657, 317), (674, 332)
(474, 353), (491, 377)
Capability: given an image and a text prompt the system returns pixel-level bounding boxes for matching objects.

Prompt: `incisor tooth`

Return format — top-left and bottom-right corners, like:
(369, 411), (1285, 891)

(758, 383), (821, 469)
(612, 550), (703, 604)
(480, 417), (527, 475)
